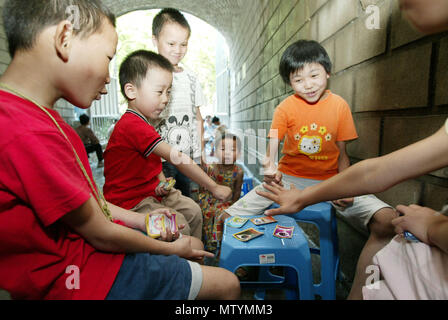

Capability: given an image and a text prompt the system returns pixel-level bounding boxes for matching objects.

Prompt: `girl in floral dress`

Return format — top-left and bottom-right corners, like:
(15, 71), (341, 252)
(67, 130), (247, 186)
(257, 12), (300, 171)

(199, 133), (244, 255)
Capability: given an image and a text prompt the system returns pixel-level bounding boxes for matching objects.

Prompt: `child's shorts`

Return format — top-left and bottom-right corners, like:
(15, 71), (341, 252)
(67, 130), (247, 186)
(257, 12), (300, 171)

(225, 173), (392, 233)
(106, 253), (203, 300)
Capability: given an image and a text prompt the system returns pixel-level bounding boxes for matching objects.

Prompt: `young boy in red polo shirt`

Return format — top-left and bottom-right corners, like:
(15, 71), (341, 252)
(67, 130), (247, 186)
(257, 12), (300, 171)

(0, 0), (239, 300)
(103, 50), (232, 241)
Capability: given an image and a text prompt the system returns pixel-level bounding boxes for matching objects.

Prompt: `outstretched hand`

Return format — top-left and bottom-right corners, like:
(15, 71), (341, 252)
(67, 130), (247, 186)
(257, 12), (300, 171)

(255, 182), (305, 216)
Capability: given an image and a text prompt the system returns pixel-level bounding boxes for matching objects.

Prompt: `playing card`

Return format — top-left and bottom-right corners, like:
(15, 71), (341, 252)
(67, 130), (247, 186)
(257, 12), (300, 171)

(226, 216), (249, 228)
(250, 216), (277, 225)
(146, 213), (178, 238)
(233, 228), (264, 242)
(273, 225), (294, 239)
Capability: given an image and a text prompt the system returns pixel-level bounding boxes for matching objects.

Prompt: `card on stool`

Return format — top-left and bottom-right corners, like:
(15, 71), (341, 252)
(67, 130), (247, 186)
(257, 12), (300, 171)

(251, 216), (277, 226)
(226, 216), (249, 228)
(273, 225), (294, 239)
(233, 228), (264, 242)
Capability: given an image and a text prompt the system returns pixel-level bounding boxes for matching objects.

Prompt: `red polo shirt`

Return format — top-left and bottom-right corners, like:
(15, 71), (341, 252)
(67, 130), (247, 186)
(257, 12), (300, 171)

(103, 109), (163, 209)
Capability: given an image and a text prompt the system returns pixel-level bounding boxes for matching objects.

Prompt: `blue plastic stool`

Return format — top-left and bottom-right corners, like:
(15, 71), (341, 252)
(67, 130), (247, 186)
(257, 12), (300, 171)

(219, 214), (314, 300)
(241, 175), (254, 196)
(288, 202), (340, 300)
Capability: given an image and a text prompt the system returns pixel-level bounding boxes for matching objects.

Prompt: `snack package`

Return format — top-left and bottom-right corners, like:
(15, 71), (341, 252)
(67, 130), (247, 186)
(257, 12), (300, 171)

(233, 228), (264, 242)
(251, 216), (277, 226)
(226, 216), (249, 228)
(273, 225), (294, 239)
(146, 213), (178, 239)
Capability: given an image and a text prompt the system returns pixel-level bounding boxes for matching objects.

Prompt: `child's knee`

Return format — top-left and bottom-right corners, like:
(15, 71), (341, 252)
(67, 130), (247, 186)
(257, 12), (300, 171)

(368, 207), (397, 238)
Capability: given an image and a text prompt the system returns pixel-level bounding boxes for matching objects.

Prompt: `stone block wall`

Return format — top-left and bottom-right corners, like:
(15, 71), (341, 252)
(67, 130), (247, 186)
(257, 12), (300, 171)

(229, 0), (448, 211)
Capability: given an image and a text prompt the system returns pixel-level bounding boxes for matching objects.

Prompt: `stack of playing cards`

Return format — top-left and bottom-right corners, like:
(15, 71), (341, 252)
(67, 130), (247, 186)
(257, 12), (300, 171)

(273, 225), (294, 239)
(250, 216), (277, 226)
(146, 213), (178, 239)
(226, 216), (249, 228)
(233, 228), (264, 242)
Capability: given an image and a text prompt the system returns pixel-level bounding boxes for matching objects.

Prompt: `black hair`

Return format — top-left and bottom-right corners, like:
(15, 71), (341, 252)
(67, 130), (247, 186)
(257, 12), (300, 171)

(279, 40), (332, 84)
(212, 116), (220, 124)
(215, 133), (242, 152)
(3, 0), (116, 58)
(119, 50), (174, 100)
(79, 114), (90, 125)
(152, 8), (191, 38)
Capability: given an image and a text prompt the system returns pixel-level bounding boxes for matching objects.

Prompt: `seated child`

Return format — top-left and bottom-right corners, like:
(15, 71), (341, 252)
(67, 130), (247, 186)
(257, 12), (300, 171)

(225, 40), (397, 299)
(198, 133), (244, 254)
(0, 0), (239, 300)
(258, 0), (448, 300)
(103, 50), (232, 241)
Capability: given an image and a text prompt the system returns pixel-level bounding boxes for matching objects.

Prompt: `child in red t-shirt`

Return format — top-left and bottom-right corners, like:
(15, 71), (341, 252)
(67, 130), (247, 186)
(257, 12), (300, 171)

(103, 50), (232, 241)
(0, 0), (239, 300)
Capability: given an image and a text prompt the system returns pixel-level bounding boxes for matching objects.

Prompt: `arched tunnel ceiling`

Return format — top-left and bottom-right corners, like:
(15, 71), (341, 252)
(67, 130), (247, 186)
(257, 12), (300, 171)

(103, 0), (257, 49)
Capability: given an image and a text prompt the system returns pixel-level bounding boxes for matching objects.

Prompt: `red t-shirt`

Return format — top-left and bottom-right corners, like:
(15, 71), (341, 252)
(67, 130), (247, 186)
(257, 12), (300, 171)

(0, 91), (124, 299)
(103, 110), (163, 209)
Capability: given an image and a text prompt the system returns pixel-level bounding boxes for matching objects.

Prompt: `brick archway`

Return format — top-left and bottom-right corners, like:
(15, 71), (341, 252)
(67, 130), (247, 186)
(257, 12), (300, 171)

(102, 0), (256, 49)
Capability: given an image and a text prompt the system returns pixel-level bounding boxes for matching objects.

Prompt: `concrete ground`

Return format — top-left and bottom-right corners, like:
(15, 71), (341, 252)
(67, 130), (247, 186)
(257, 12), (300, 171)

(0, 156), (365, 300)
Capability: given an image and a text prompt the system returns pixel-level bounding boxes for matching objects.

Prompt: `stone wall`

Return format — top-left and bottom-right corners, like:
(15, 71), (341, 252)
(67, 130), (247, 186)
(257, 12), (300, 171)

(229, 0), (448, 211)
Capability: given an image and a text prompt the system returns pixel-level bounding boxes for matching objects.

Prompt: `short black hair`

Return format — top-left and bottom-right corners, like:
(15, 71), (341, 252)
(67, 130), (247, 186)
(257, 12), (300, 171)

(152, 8), (191, 38)
(212, 116), (220, 124)
(119, 50), (174, 100)
(3, 0), (116, 58)
(279, 40), (332, 84)
(79, 114), (90, 125)
(215, 133), (242, 152)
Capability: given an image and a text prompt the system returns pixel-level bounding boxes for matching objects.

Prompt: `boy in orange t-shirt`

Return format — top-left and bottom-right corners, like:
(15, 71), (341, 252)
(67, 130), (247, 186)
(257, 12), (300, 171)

(225, 40), (397, 299)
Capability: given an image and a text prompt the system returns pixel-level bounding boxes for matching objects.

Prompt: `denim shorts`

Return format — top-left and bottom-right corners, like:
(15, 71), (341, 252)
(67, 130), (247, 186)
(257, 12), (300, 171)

(106, 253), (203, 300)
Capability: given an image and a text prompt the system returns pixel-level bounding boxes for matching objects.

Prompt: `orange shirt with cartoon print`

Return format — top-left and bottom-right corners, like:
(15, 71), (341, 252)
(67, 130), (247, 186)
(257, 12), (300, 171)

(269, 90), (358, 180)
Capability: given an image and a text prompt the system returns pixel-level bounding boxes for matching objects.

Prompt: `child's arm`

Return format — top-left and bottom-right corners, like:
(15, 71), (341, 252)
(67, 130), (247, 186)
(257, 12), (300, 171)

(154, 141), (232, 201)
(393, 204), (448, 254)
(61, 196), (212, 259)
(259, 125), (448, 215)
(263, 137), (282, 185)
(232, 169), (244, 204)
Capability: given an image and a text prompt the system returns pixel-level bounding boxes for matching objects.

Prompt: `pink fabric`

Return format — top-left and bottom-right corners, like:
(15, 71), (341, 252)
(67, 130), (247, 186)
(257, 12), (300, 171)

(363, 235), (448, 300)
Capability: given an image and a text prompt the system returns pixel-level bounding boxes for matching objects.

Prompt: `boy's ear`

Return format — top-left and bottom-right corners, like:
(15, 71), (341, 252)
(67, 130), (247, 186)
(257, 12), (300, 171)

(124, 83), (137, 100)
(152, 35), (158, 48)
(54, 20), (74, 62)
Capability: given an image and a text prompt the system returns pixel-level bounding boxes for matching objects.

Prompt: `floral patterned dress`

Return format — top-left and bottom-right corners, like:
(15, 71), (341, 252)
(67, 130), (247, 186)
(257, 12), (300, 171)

(198, 163), (243, 253)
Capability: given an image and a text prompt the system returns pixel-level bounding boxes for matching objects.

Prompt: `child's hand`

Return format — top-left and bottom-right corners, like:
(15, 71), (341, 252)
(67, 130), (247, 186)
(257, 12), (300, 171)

(155, 179), (171, 197)
(332, 197), (354, 209)
(263, 167), (283, 186)
(145, 208), (186, 242)
(212, 185), (232, 202)
(393, 204), (445, 245)
(171, 236), (215, 260)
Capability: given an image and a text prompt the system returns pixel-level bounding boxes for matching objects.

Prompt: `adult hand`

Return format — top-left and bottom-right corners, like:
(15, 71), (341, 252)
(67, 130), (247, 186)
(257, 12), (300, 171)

(393, 204), (445, 245)
(255, 182), (305, 216)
